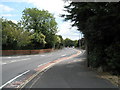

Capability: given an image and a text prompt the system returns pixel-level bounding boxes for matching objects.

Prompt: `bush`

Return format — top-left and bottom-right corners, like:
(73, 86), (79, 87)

(105, 42), (120, 75)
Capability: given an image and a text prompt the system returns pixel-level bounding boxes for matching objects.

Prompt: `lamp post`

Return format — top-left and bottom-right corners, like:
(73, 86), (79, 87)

(79, 31), (81, 49)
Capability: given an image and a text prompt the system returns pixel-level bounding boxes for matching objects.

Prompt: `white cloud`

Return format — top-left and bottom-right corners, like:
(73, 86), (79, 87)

(26, 0), (65, 14)
(57, 21), (80, 40)
(24, 0), (71, 18)
(24, 0), (79, 40)
(0, 4), (14, 12)
(1, 14), (15, 17)
(0, 0), (26, 2)
(10, 20), (18, 24)
(0, 0), (79, 40)
(26, 0), (79, 40)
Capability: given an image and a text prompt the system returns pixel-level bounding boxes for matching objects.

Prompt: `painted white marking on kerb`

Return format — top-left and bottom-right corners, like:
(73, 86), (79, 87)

(0, 70), (30, 89)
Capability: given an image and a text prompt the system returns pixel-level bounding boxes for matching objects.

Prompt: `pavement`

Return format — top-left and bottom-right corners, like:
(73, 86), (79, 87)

(24, 51), (119, 89)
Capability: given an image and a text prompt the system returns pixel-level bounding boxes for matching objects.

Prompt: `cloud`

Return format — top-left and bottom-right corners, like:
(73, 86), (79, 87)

(26, 0), (64, 14)
(0, 0), (26, 2)
(1, 14), (16, 17)
(57, 21), (80, 40)
(11, 20), (18, 24)
(0, 0), (79, 40)
(24, 0), (79, 40)
(0, 4), (14, 12)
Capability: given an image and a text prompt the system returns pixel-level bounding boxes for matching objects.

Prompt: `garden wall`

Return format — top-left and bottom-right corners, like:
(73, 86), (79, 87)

(1, 49), (54, 56)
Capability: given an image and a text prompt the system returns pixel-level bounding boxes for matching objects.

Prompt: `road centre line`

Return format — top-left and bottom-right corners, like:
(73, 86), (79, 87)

(33, 55), (40, 56)
(2, 56), (20, 59)
(9, 58), (31, 63)
(61, 54), (66, 56)
(2, 58), (31, 65)
(24, 55), (29, 57)
(40, 55), (45, 56)
(2, 55), (30, 59)
(7, 56), (20, 59)
(0, 70), (30, 89)
(33, 55), (45, 57)
(2, 63), (7, 65)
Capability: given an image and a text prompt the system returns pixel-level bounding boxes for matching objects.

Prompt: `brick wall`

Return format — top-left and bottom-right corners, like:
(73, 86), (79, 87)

(1, 49), (54, 56)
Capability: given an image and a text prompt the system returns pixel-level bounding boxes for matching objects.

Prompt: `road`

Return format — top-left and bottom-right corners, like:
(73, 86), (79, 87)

(25, 50), (118, 89)
(1, 48), (77, 86)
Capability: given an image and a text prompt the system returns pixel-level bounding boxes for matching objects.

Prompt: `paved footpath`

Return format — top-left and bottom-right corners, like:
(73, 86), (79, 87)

(24, 51), (119, 89)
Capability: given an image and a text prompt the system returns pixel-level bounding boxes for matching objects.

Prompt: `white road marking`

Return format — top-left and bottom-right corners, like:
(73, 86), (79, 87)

(40, 55), (45, 56)
(34, 55), (39, 56)
(37, 61), (51, 67)
(20, 58), (31, 61)
(11, 61), (15, 62)
(2, 63), (7, 65)
(0, 70), (30, 89)
(2, 58), (31, 65)
(2, 55), (30, 59)
(8, 56), (20, 58)
(61, 54), (66, 57)
(24, 55), (29, 57)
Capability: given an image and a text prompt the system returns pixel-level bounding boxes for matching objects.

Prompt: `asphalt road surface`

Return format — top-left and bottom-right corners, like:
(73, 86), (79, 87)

(25, 50), (118, 89)
(1, 48), (77, 86)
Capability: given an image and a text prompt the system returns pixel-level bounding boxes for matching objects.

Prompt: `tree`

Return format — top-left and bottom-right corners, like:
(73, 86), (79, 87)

(20, 8), (58, 49)
(54, 35), (62, 49)
(64, 38), (74, 47)
(2, 18), (31, 50)
(31, 32), (46, 49)
(62, 2), (120, 74)
(57, 35), (64, 49)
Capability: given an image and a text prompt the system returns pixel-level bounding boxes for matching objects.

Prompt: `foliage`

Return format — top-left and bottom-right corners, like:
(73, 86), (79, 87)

(2, 18), (31, 50)
(64, 38), (74, 47)
(105, 42), (120, 74)
(58, 35), (64, 46)
(30, 32), (46, 49)
(62, 2), (120, 74)
(20, 8), (58, 49)
(2, 8), (65, 50)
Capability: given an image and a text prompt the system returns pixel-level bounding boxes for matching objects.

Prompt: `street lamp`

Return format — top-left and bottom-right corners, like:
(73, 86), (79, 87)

(79, 31), (82, 49)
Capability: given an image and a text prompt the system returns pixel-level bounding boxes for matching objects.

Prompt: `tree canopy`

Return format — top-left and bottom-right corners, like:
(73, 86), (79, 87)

(2, 8), (65, 50)
(19, 8), (58, 49)
(62, 2), (120, 74)
(2, 18), (31, 50)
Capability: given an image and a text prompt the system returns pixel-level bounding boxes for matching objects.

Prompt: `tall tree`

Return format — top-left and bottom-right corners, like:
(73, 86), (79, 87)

(20, 8), (58, 49)
(62, 2), (120, 74)
(2, 18), (31, 50)
(64, 38), (74, 47)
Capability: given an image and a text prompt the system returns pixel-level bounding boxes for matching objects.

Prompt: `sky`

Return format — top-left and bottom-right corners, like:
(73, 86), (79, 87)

(0, 0), (82, 40)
